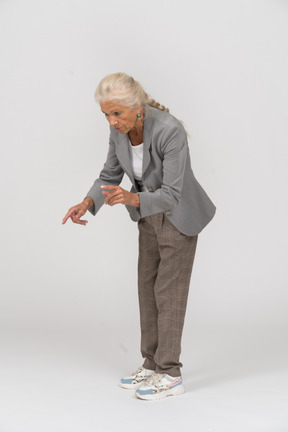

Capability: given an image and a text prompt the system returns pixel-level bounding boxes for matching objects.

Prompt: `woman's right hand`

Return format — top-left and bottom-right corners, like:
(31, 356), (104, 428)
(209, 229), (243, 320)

(62, 197), (93, 226)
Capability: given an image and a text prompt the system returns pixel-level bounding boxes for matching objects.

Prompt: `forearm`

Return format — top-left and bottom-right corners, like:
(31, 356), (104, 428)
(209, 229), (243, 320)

(138, 186), (179, 217)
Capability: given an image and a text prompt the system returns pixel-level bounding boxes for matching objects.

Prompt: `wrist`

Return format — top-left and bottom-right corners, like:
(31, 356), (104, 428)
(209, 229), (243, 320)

(83, 197), (93, 210)
(133, 193), (140, 208)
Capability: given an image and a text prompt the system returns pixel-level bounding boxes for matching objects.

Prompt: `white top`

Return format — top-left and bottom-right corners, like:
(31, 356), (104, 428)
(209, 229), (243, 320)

(129, 141), (143, 180)
(129, 141), (148, 192)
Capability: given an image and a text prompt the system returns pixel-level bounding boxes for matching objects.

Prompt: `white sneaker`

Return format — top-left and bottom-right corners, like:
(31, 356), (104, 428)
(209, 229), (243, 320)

(120, 366), (155, 390)
(135, 373), (185, 400)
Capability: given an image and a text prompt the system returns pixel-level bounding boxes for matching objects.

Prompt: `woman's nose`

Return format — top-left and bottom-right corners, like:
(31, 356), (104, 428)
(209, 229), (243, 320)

(109, 116), (118, 126)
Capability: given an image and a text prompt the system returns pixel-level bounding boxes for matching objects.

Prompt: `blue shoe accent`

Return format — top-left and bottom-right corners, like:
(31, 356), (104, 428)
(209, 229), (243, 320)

(136, 388), (153, 396)
(121, 378), (133, 384)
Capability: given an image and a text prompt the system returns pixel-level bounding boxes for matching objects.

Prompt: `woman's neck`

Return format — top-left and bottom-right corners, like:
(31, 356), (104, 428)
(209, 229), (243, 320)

(128, 127), (143, 146)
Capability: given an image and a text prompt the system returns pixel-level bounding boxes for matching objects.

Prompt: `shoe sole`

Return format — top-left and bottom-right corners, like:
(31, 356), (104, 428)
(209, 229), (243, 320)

(135, 384), (185, 401)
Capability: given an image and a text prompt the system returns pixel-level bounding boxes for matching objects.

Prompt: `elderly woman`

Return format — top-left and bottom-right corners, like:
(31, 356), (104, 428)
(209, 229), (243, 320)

(62, 72), (216, 401)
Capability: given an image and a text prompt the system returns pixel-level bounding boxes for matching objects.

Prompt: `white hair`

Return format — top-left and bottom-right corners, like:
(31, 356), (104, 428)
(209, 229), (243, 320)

(94, 72), (169, 113)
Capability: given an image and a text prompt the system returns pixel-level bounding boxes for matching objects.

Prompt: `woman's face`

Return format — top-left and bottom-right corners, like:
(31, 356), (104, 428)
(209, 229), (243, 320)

(100, 101), (142, 134)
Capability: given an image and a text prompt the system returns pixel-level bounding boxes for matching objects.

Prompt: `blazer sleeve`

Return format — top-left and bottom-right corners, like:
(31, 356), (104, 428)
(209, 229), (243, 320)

(138, 125), (188, 218)
(86, 135), (124, 216)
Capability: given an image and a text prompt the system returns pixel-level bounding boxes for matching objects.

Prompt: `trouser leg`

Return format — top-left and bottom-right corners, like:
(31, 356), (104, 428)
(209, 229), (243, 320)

(138, 213), (198, 377)
(153, 214), (198, 377)
(137, 215), (160, 371)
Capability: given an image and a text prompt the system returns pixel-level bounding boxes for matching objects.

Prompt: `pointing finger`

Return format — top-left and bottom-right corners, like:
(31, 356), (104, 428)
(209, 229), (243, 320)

(62, 210), (74, 224)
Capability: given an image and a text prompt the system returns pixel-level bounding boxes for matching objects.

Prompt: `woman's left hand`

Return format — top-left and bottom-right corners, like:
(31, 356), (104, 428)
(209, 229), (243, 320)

(101, 185), (140, 208)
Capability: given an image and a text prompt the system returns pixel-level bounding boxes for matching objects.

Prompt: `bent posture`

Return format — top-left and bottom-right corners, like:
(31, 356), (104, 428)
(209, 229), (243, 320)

(63, 72), (216, 401)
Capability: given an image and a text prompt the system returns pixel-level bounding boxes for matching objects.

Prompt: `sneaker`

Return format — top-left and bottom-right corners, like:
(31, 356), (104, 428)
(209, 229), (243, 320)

(120, 366), (155, 390)
(135, 373), (185, 400)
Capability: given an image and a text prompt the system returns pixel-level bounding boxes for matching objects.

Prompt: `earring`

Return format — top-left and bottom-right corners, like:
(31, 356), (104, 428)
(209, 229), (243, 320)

(137, 113), (141, 118)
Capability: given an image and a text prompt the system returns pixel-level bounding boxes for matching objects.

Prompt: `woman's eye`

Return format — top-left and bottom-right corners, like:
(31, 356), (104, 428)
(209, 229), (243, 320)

(103, 111), (121, 117)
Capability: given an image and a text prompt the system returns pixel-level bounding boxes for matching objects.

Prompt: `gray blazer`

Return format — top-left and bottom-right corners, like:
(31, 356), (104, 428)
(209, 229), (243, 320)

(86, 105), (216, 236)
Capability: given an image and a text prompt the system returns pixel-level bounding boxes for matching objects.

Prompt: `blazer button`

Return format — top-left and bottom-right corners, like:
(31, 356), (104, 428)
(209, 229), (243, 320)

(148, 187), (153, 192)
(166, 211), (172, 216)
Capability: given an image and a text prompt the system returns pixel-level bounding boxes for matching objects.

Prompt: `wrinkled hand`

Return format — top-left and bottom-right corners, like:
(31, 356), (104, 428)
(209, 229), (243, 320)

(101, 185), (140, 207)
(62, 198), (92, 226)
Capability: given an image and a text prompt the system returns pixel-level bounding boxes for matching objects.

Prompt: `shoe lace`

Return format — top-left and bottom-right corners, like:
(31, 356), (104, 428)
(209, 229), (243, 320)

(146, 373), (164, 386)
(132, 367), (144, 376)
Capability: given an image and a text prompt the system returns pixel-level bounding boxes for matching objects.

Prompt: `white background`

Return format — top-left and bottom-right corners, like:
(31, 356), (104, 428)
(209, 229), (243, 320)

(0, 1), (288, 431)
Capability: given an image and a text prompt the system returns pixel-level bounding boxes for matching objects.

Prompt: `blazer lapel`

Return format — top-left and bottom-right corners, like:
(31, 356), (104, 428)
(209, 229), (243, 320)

(142, 108), (154, 178)
(115, 133), (135, 182)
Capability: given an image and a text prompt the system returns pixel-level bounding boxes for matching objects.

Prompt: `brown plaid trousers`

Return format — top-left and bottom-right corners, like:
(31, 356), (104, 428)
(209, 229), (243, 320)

(137, 212), (198, 377)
